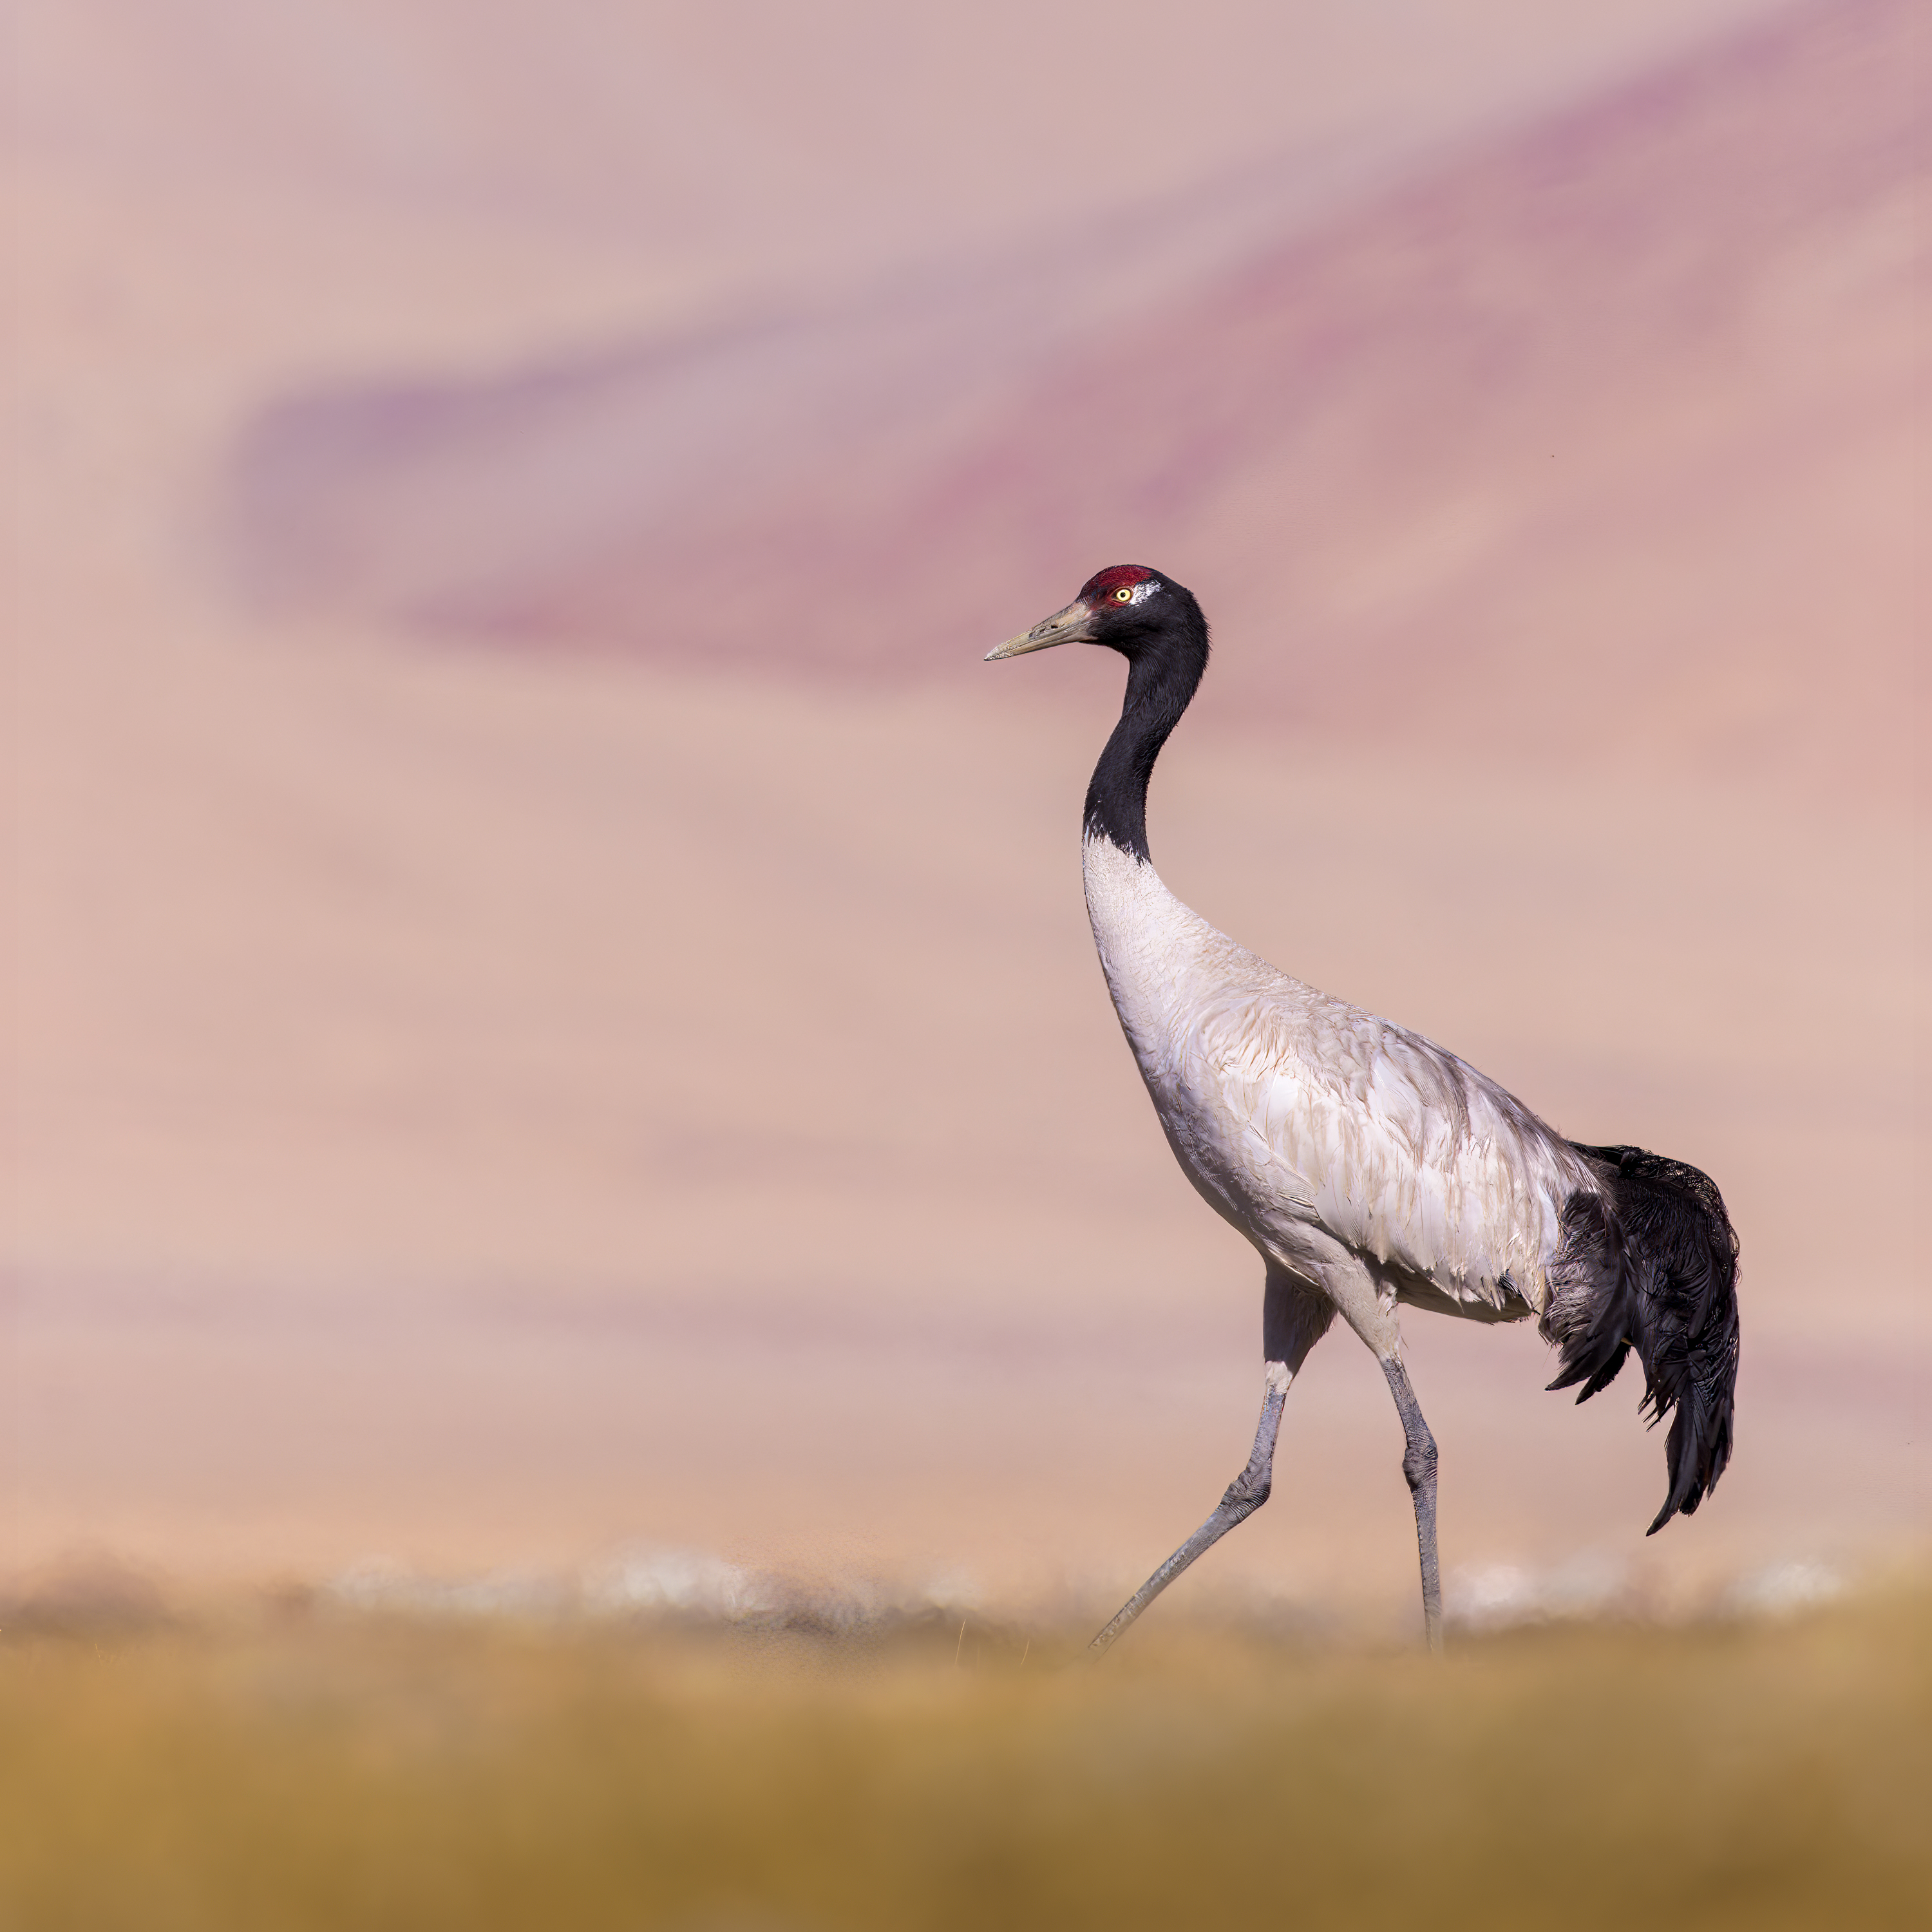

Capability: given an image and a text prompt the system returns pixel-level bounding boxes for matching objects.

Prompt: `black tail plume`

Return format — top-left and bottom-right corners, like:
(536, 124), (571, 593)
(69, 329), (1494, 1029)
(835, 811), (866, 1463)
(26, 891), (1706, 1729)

(1542, 1144), (1740, 1535)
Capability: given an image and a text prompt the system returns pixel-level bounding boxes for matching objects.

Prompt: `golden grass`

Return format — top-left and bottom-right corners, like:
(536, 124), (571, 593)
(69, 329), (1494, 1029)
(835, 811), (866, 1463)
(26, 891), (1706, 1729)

(1, 1589), (1926, 1931)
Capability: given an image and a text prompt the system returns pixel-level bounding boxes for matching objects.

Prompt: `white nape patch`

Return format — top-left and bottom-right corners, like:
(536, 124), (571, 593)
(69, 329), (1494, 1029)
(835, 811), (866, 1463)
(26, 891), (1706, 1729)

(1127, 579), (1161, 605)
(1264, 1359), (1293, 1396)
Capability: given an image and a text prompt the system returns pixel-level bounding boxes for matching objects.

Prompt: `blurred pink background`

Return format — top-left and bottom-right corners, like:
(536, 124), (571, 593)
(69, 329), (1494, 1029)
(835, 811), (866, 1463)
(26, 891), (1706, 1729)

(5, 0), (1925, 1627)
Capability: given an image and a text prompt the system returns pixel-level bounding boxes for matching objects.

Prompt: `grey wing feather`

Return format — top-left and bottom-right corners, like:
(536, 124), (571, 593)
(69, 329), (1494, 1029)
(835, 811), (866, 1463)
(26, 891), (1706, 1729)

(1195, 982), (1590, 1312)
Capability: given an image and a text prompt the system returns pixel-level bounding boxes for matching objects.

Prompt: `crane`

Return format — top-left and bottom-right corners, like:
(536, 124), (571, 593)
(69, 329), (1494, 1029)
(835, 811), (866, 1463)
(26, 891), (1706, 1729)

(987, 565), (1739, 1654)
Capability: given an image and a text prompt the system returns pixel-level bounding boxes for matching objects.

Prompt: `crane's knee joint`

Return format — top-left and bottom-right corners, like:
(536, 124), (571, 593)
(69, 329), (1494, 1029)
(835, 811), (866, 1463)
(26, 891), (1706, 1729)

(1402, 1434), (1437, 1494)
(1220, 1468), (1271, 1517)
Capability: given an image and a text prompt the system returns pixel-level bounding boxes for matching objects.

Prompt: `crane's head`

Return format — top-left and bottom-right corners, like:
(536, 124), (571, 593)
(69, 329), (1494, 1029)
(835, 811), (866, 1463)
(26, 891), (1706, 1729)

(985, 565), (1180, 662)
(988, 566), (1210, 856)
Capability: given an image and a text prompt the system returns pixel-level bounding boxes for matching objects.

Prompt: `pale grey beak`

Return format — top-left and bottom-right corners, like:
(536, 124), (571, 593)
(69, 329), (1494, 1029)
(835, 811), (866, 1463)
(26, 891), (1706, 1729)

(985, 599), (1097, 661)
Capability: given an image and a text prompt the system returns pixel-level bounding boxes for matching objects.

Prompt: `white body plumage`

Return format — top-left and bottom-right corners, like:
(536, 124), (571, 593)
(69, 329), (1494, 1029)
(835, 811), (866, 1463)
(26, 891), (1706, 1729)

(1083, 833), (1598, 1334)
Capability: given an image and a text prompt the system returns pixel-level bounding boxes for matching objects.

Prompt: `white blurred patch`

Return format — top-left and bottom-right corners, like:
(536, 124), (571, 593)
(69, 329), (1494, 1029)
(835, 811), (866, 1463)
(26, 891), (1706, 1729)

(918, 1569), (982, 1612)
(316, 1548), (998, 1628)
(323, 1558), (569, 1620)
(1721, 1559), (1845, 1619)
(1444, 1553), (1630, 1631)
(578, 1545), (779, 1620)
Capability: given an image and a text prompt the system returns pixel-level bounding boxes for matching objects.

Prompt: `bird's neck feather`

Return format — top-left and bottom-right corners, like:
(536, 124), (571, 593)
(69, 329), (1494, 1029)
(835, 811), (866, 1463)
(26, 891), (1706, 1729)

(1083, 629), (1208, 864)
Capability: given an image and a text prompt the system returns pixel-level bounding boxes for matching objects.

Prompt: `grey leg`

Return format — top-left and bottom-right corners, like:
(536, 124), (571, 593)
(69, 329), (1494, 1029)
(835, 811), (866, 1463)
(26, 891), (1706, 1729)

(1381, 1356), (1443, 1654)
(1088, 1273), (1332, 1658)
(1087, 1366), (1287, 1657)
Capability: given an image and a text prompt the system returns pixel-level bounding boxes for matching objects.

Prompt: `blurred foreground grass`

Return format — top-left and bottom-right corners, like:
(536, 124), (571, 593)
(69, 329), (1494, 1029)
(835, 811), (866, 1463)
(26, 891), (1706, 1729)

(1, 1586), (1926, 1931)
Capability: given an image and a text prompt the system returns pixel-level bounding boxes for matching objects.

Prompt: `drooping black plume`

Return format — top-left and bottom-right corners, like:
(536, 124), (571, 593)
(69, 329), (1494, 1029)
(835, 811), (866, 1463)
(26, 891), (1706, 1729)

(1542, 1144), (1741, 1534)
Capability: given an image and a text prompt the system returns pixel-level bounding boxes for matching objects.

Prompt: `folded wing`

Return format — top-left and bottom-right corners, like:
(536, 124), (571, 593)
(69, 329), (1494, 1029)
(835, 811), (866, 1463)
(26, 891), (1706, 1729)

(1193, 981), (1591, 1313)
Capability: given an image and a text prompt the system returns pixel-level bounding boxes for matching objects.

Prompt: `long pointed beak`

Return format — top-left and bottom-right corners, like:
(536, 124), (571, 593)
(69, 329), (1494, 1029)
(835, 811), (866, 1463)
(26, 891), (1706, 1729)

(985, 599), (1097, 660)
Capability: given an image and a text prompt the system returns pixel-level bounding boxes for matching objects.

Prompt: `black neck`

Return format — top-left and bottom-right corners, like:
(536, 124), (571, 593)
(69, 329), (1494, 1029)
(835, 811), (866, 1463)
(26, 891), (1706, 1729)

(1083, 599), (1210, 864)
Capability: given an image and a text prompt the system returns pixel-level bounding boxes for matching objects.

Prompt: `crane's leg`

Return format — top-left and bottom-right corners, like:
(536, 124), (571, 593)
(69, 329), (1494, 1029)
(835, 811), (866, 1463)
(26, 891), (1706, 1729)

(1381, 1356), (1443, 1654)
(1318, 1249), (1444, 1654)
(1088, 1273), (1332, 1658)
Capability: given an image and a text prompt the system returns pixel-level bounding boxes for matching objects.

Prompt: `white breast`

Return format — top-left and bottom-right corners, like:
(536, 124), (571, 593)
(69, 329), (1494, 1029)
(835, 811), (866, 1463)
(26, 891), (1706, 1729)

(1081, 835), (1593, 1314)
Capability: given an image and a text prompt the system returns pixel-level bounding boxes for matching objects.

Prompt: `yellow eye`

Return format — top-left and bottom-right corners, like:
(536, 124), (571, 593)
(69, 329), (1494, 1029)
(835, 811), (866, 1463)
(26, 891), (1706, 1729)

(1113, 585), (1134, 602)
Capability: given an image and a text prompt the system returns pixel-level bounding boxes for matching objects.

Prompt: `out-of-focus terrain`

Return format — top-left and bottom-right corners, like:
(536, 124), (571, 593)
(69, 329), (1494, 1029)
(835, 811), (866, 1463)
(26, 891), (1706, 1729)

(1, 1586), (1927, 1931)
(4, 0), (1926, 1638)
